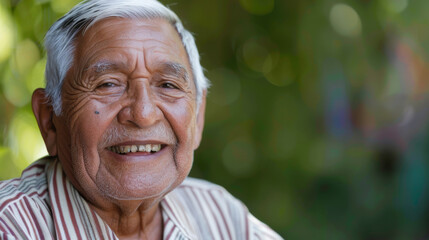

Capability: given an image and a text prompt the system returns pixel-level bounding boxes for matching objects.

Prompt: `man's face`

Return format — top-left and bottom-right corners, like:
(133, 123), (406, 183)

(49, 18), (204, 202)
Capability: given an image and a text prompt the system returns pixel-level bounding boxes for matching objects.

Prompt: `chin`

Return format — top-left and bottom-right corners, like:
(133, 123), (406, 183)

(95, 171), (180, 201)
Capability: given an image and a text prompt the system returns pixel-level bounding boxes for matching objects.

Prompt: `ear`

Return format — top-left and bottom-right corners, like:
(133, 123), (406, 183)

(32, 88), (58, 156)
(193, 91), (207, 150)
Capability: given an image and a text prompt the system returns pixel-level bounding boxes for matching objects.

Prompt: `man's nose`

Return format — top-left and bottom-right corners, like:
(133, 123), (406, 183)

(118, 80), (161, 128)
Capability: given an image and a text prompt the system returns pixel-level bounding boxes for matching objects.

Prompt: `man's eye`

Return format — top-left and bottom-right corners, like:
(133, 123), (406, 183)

(97, 82), (117, 89)
(160, 82), (178, 89)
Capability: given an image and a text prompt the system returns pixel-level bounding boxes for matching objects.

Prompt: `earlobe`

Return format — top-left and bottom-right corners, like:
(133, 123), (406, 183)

(32, 88), (58, 156)
(193, 91), (207, 150)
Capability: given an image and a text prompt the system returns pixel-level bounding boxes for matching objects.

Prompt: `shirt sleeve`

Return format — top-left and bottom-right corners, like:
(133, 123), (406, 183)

(0, 208), (33, 240)
(0, 200), (54, 240)
(0, 231), (17, 240)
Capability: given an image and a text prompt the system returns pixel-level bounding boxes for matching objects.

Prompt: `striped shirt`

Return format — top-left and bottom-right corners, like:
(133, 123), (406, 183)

(0, 158), (283, 239)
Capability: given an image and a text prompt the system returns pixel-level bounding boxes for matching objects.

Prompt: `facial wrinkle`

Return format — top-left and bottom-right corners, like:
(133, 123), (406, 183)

(62, 96), (93, 129)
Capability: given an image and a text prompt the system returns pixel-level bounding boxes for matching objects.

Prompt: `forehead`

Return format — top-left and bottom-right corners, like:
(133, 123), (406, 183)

(73, 17), (190, 74)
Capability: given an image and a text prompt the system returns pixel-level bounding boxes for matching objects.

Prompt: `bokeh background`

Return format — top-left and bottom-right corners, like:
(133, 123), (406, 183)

(1, 0), (429, 239)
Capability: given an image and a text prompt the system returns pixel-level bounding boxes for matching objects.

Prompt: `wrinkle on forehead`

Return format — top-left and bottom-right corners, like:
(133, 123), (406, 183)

(76, 19), (190, 71)
(79, 18), (180, 49)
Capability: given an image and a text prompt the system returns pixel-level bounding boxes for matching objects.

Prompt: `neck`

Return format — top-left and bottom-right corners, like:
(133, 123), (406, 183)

(89, 199), (164, 240)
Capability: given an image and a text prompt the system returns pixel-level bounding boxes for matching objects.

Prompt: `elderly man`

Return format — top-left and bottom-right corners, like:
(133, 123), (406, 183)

(0, 0), (282, 239)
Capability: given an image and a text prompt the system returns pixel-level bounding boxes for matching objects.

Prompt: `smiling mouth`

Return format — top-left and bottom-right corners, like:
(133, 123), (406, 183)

(107, 144), (163, 155)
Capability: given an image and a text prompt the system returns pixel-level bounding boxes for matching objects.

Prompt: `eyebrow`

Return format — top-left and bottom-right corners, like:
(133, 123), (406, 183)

(157, 62), (190, 83)
(83, 60), (189, 82)
(84, 61), (125, 75)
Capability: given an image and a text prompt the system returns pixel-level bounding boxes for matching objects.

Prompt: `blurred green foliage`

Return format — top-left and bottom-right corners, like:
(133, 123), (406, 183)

(1, 0), (429, 239)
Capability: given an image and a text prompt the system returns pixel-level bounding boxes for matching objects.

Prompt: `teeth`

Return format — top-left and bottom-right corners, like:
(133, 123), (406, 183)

(145, 144), (151, 153)
(124, 146), (131, 153)
(131, 145), (137, 153)
(109, 144), (162, 154)
(152, 144), (160, 152)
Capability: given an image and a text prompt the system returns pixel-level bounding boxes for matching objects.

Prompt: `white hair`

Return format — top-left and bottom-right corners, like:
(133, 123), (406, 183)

(44, 0), (209, 115)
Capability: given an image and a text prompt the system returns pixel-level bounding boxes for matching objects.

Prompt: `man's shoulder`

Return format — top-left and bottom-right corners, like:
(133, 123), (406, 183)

(0, 158), (51, 214)
(170, 178), (284, 239)
(0, 158), (56, 239)
(164, 178), (248, 239)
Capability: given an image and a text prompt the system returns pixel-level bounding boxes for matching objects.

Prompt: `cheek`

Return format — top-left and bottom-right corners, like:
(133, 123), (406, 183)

(68, 99), (119, 140)
(67, 103), (123, 186)
(66, 101), (120, 163)
(163, 100), (196, 144)
(162, 100), (196, 179)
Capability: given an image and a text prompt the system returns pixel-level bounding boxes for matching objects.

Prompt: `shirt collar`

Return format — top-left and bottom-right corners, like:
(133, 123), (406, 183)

(161, 189), (199, 239)
(47, 160), (117, 240)
(46, 159), (197, 240)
